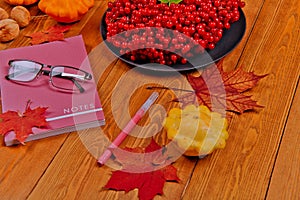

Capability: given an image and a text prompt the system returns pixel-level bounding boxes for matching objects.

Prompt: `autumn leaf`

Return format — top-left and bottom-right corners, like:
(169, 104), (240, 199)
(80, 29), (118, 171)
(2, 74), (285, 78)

(104, 139), (180, 200)
(46, 25), (72, 34)
(159, 0), (183, 5)
(175, 60), (267, 113)
(26, 25), (71, 45)
(0, 101), (49, 144)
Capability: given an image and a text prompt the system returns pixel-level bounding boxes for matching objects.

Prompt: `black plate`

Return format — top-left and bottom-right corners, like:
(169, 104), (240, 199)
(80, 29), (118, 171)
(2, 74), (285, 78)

(100, 8), (246, 72)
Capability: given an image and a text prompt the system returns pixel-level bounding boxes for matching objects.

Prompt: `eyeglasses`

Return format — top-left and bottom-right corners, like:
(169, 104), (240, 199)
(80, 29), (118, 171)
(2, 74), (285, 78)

(5, 59), (92, 93)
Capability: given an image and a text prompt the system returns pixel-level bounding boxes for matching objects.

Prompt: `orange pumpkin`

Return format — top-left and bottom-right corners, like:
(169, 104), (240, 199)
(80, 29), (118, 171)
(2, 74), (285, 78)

(38, 0), (94, 23)
(4, 0), (38, 5)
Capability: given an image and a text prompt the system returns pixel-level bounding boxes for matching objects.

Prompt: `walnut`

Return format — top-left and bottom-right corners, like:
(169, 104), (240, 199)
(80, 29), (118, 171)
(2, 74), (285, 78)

(10, 6), (31, 28)
(0, 7), (9, 20)
(0, 19), (20, 42)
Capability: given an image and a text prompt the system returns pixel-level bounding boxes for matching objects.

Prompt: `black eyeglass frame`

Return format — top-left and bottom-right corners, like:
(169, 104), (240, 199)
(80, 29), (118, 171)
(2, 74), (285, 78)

(5, 59), (92, 93)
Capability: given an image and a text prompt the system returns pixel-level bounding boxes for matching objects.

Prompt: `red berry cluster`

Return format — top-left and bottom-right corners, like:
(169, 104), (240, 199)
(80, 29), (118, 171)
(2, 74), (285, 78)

(105, 0), (245, 65)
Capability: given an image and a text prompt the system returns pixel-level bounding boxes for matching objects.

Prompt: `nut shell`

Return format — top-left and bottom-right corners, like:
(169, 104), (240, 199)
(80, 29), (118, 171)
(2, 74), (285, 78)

(10, 6), (31, 27)
(0, 19), (20, 42)
(0, 7), (9, 20)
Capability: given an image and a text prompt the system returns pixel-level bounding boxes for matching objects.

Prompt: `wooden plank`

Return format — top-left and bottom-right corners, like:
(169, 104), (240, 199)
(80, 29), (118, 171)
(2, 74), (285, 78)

(183, 0), (300, 199)
(0, 1), (105, 199)
(222, 0), (266, 71)
(0, 135), (69, 199)
(1, 0), (299, 199)
(26, 131), (112, 200)
(15, 0), (271, 199)
(0, 0), (103, 50)
(267, 79), (300, 199)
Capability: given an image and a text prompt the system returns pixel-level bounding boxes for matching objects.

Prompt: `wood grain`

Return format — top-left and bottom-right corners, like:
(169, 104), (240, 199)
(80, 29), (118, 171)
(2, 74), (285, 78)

(267, 78), (300, 200)
(183, 0), (300, 199)
(0, 0), (299, 199)
(0, 134), (69, 199)
(0, 1), (105, 199)
(222, 0), (266, 71)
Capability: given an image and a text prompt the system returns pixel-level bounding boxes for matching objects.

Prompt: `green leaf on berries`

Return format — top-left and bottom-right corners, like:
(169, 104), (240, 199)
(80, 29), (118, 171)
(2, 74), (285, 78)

(159, 0), (182, 5)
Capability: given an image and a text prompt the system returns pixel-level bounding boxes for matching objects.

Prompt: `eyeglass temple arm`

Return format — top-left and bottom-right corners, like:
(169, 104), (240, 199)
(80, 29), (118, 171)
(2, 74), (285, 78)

(43, 68), (92, 80)
(59, 72), (92, 80)
(71, 78), (85, 93)
(42, 70), (86, 93)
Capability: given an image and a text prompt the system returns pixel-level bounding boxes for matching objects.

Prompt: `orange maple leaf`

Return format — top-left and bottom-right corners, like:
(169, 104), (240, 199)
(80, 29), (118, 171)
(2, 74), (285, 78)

(0, 101), (49, 144)
(26, 25), (71, 45)
(176, 60), (268, 113)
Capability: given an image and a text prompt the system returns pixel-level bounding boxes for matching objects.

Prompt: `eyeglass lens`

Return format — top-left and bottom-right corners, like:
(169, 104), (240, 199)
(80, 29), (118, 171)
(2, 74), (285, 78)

(8, 60), (42, 82)
(50, 66), (87, 92)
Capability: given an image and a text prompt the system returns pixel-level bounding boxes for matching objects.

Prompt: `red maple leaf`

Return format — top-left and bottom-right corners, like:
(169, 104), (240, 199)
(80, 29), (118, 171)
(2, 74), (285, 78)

(27, 25), (71, 45)
(104, 139), (180, 200)
(0, 101), (49, 144)
(175, 60), (268, 113)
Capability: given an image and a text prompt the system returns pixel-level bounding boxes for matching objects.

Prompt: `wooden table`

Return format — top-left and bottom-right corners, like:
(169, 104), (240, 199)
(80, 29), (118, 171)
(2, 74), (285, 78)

(0, 0), (299, 199)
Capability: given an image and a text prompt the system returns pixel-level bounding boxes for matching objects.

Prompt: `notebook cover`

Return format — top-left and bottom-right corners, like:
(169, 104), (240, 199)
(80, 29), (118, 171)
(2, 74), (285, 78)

(0, 35), (105, 146)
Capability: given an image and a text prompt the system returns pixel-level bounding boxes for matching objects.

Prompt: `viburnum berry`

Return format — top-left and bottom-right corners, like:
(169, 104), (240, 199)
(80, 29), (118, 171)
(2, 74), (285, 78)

(105, 0), (245, 66)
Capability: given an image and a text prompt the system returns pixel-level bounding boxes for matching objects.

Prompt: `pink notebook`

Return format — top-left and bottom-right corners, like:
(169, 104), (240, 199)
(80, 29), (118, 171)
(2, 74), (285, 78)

(0, 35), (105, 146)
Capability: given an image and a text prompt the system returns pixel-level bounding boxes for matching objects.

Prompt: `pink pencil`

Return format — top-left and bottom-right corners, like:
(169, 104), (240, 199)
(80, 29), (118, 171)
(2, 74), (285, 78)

(98, 92), (159, 165)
